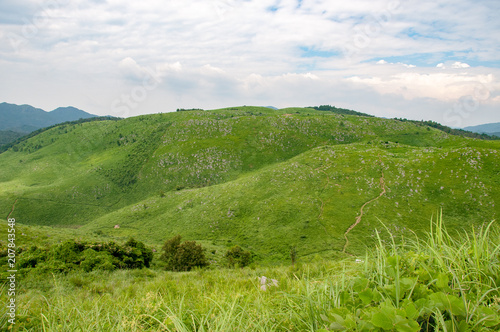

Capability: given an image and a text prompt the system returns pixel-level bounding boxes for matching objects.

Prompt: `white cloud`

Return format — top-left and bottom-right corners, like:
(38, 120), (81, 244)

(437, 61), (471, 69)
(0, 0), (499, 126)
(347, 68), (498, 101)
(451, 61), (470, 69)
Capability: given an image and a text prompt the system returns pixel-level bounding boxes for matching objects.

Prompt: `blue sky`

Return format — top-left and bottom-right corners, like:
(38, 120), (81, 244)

(0, 0), (499, 126)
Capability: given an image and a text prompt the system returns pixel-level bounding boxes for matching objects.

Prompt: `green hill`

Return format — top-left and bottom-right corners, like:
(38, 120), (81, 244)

(1, 106), (499, 263)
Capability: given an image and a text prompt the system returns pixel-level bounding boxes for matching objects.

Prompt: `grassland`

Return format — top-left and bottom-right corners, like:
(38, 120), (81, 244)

(1, 106), (499, 262)
(1, 216), (499, 331)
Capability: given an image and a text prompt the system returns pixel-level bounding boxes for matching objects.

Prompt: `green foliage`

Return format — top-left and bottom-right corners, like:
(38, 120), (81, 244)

(309, 104), (375, 117)
(80, 249), (115, 272)
(318, 215), (500, 331)
(224, 245), (252, 268)
(16, 238), (153, 274)
(176, 108), (204, 112)
(160, 234), (182, 267)
(161, 235), (209, 271)
(122, 237), (154, 268)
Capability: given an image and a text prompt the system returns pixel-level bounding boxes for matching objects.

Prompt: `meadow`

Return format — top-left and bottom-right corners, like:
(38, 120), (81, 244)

(1, 106), (499, 330)
(1, 107), (499, 261)
(1, 215), (499, 331)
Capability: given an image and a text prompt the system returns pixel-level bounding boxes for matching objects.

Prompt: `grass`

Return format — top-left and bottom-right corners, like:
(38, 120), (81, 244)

(0, 107), (499, 263)
(1, 214), (499, 331)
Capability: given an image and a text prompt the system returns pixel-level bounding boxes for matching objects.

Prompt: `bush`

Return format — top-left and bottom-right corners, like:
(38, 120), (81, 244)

(160, 235), (182, 267)
(80, 249), (115, 272)
(161, 235), (209, 271)
(16, 238), (153, 274)
(224, 245), (252, 268)
(121, 237), (154, 269)
(18, 246), (48, 269)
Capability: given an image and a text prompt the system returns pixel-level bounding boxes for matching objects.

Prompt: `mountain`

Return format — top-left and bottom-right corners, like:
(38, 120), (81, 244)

(49, 106), (97, 123)
(463, 122), (500, 134)
(0, 102), (98, 134)
(1, 106), (499, 263)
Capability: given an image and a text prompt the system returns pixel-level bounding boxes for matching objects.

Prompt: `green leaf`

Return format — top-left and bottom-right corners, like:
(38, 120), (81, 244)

(371, 312), (393, 330)
(327, 322), (346, 331)
(400, 277), (417, 296)
(476, 306), (500, 327)
(394, 318), (421, 332)
(435, 273), (450, 291)
(359, 288), (374, 305)
(403, 301), (419, 320)
(429, 292), (466, 317)
(344, 314), (357, 329)
(353, 277), (370, 293)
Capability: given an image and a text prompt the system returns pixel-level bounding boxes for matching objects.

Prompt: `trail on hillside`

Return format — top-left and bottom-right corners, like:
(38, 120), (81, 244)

(7, 199), (18, 219)
(343, 156), (386, 254)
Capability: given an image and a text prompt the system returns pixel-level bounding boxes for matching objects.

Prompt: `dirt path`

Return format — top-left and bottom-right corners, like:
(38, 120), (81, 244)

(343, 157), (386, 254)
(7, 199), (18, 219)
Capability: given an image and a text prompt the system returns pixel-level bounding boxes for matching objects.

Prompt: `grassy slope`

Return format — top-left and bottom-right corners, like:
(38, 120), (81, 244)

(1, 106), (499, 262)
(3, 218), (499, 331)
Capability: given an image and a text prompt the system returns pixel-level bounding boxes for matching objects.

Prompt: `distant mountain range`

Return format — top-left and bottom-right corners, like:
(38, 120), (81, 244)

(464, 122), (500, 137)
(0, 102), (98, 132)
(0, 102), (98, 145)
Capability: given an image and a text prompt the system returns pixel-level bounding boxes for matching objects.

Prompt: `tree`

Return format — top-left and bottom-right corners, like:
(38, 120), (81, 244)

(161, 235), (208, 271)
(122, 237), (154, 268)
(224, 245), (252, 268)
(160, 235), (182, 268)
(174, 241), (209, 271)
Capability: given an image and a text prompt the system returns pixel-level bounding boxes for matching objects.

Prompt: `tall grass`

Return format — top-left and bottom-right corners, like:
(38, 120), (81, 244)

(2, 214), (499, 331)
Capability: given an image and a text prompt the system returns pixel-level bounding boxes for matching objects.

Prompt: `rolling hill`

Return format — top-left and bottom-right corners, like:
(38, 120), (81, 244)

(1, 106), (499, 263)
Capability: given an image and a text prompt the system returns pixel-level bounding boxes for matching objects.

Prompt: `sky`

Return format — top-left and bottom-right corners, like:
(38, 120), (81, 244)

(0, 0), (499, 127)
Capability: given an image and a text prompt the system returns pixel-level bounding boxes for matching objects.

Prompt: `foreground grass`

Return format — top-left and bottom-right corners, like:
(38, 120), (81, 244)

(2, 215), (499, 331)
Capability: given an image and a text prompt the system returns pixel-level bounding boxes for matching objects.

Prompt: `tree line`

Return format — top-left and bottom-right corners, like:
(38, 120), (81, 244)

(1, 235), (253, 275)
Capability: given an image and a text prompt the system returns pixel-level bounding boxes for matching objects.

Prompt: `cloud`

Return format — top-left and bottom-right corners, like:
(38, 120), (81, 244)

(347, 68), (497, 101)
(0, 0), (499, 126)
(437, 61), (471, 69)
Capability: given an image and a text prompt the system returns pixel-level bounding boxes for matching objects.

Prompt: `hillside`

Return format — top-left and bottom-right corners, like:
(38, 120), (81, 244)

(1, 106), (499, 262)
(0, 102), (98, 137)
(0, 130), (24, 145)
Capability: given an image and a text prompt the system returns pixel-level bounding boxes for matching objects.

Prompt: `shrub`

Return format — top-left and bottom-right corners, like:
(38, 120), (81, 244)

(80, 249), (115, 272)
(174, 241), (209, 271)
(160, 235), (182, 267)
(121, 237), (154, 269)
(224, 245), (252, 268)
(161, 235), (209, 271)
(16, 238), (153, 274)
(18, 246), (48, 269)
